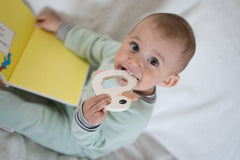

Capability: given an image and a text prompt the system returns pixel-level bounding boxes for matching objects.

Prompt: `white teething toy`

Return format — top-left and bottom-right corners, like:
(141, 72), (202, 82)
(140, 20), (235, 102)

(92, 70), (138, 112)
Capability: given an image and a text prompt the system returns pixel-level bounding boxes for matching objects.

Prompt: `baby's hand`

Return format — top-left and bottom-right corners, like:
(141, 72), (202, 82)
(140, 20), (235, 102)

(83, 94), (111, 126)
(35, 13), (62, 33)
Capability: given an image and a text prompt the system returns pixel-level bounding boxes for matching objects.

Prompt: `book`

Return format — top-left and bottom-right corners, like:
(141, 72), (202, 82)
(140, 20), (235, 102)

(0, 0), (89, 106)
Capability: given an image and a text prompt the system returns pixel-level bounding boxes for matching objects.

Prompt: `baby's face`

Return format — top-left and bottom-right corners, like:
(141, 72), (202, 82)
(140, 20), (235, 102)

(114, 19), (182, 94)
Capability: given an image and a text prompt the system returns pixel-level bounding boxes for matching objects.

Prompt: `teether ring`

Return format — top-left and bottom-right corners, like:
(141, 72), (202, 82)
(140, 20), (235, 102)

(92, 70), (138, 112)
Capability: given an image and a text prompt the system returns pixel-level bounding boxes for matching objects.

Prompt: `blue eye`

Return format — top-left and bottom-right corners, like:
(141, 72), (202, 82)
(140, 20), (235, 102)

(148, 57), (159, 66)
(130, 42), (139, 52)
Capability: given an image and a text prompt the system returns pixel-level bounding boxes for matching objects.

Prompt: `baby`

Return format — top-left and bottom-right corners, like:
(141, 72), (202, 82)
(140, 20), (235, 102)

(0, 13), (195, 159)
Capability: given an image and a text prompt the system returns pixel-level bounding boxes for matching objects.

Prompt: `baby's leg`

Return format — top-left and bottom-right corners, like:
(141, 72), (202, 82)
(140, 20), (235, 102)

(0, 88), (79, 155)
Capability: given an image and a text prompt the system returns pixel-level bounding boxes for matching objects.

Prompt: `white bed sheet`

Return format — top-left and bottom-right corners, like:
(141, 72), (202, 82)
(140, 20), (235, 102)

(1, 0), (240, 159)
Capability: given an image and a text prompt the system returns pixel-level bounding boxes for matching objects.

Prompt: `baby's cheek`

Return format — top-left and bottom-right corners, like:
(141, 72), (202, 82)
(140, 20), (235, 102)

(139, 78), (156, 90)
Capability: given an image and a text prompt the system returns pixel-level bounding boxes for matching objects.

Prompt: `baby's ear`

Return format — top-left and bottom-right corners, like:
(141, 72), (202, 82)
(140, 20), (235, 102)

(159, 75), (180, 88)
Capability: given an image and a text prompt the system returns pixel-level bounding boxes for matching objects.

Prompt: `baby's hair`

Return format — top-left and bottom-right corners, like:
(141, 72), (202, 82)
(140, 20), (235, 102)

(136, 13), (196, 74)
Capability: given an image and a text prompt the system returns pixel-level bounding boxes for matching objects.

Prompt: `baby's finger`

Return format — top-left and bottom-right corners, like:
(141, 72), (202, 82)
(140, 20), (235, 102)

(92, 109), (108, 123)
(35, 16), (46, 28)
(85, 94), (110, 110)
(36, 14), (48, 22)
(36, 16), (45, 21)
(88, 97), (111, 114)
(35, 21), (43, 28)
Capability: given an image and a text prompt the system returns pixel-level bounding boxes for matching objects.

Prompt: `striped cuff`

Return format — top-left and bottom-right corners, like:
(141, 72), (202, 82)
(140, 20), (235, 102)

(74, 102), (102, 132)
(132, 86), (156, 104)
(56, 22), (74, 42)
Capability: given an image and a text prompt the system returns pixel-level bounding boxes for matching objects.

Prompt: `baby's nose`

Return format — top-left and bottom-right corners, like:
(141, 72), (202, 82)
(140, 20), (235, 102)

(128, 55), (143, 69)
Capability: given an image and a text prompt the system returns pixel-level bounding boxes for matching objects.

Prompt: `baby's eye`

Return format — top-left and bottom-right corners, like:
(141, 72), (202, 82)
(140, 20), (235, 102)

(130, 42), (139, 52)
(148, 57), (159, 66)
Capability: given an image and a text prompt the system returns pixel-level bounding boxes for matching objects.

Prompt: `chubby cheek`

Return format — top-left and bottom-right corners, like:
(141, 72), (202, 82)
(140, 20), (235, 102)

(135, 72), (157, 91)
(114, 48), (127, 69)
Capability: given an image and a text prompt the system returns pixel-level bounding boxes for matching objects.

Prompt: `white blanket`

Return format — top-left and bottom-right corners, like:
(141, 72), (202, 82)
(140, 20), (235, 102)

(1, 0), (240, 159)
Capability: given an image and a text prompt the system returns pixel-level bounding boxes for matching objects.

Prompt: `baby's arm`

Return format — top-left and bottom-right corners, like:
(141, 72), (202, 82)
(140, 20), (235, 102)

(36, 13), (120, 68)
(35, 13), (62, 33)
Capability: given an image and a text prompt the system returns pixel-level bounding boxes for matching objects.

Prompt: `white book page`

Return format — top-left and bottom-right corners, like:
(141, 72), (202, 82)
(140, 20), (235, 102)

(0, 21), (15, 56)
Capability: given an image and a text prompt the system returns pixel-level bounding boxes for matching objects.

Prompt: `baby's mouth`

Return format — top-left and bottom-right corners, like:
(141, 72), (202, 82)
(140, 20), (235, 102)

(120, 66), (139, 81)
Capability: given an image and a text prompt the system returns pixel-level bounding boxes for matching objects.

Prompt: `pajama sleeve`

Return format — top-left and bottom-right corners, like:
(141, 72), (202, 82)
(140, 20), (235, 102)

(58, 24), (121, 68)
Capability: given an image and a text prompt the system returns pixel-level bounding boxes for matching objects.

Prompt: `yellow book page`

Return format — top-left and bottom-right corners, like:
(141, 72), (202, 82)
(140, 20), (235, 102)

(9, 29), (89, 106)
(0, 0), (35, 81)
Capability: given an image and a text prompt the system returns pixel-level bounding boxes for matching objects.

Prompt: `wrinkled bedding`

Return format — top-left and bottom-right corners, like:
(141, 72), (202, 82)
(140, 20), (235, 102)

(1, 0), (240, 159)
